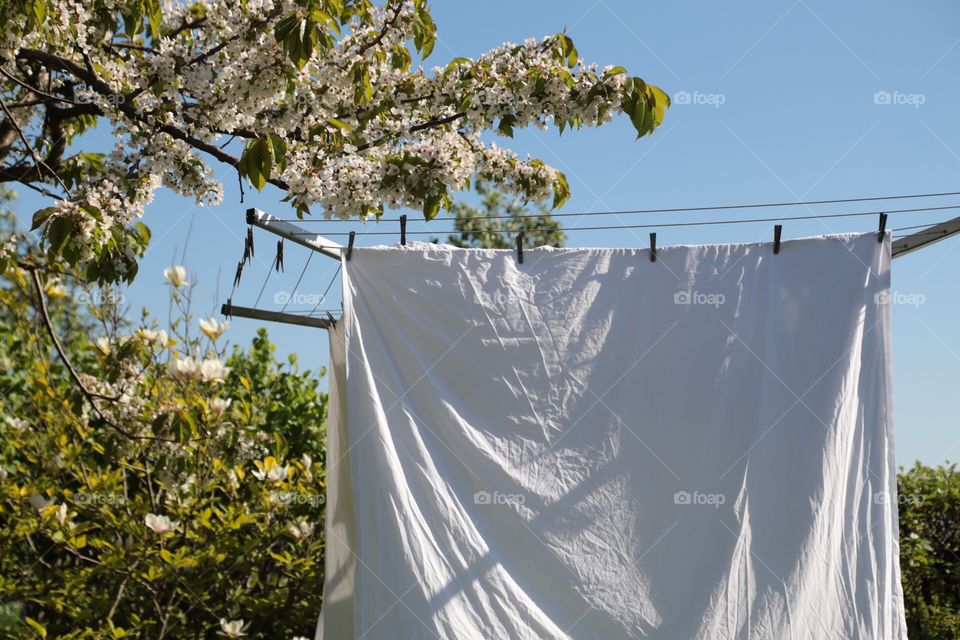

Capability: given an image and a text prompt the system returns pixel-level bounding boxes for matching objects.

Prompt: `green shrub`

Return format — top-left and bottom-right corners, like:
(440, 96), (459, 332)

(0, 225), (327, 638)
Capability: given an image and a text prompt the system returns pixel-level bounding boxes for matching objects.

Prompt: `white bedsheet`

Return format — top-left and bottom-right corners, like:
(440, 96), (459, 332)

(317, 233), (906, 639)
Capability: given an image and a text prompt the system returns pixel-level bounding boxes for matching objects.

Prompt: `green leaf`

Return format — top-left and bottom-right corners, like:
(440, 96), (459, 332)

(602, 65), (627, 79)
(552, 172), (570, 209)
(325, 117), (352, 131)
(497, 114), (518, 138)
(239, 138), (271, 191)
(31, 206), (58, 231)
(562, 34), (578, 68)
(423, 194), (442, 221)
(25, 617), (47, 639)
(268, 134), (287, 173)
(413, 8), (436, 58)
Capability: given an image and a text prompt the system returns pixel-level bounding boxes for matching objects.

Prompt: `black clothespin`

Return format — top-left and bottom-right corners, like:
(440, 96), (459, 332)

(326, 311), (337, 328)
(878, 213), (888, 243)
(516, 232), (524, 264)
(233, 260), (244, 287)
(649, 232), (657, 262)
(247, 227), (254, 258)
(773, 225), (783, 255)
(346, 231), (356, 261)
(242, 232), (252, 264)
(223, 298), (233, 318)
(400, 214), (407, 246)
(276, 239), (284, 273)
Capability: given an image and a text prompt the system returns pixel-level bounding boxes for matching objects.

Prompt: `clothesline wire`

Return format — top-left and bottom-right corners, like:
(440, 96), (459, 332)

(281, 250), (313, 313)
(310, 264), (342, 317)
(277, 189), (960, 223)
(288, 204), (960, 238)
(253, 254), (278, 308)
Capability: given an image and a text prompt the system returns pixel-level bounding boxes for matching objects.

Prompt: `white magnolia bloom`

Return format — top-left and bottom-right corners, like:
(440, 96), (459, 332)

(163, 266), (189, 287)
(144, 513), (179, 534)
(170, 355), (200, 379)
(137, 328), (169, 346)
(55, 503), (69, 526)
(94, 337), (112, 355)
(288, 520), (315, 540)
(199, 317), (229, 340)
(199, 358), (231, 383)
(210, 397), (232, 417)
(218, 619), (248, 638)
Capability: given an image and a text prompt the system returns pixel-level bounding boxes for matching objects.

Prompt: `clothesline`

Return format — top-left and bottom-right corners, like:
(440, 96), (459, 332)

(287, 204), (960, 237)
(278, 189), (960, 223)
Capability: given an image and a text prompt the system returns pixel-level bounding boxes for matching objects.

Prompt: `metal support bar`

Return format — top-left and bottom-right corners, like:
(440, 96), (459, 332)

(247, 208), (342, 260)
(222, 303), (336, 329)
(892, 216), (960, 259)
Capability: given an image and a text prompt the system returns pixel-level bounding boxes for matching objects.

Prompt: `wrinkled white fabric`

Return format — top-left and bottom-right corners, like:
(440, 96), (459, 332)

(317, 233), (906, 640)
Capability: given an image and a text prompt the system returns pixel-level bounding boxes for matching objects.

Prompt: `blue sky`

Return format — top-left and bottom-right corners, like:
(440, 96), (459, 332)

(13, 0), (960, 467)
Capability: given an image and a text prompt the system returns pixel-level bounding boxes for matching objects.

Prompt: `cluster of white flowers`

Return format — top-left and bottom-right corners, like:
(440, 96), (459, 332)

(4, 0), (667, 278)
(169, 355), (231, 383)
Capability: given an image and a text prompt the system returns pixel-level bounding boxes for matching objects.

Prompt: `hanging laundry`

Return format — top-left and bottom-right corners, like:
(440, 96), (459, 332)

(317, 233), (906, 640)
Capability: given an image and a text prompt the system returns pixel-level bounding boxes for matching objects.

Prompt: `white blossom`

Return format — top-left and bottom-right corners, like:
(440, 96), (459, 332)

(163, 266), (189, 287)
(218, 619), (249, 638)
(144, 513), (179, 534)
(199, 318), (229, 341)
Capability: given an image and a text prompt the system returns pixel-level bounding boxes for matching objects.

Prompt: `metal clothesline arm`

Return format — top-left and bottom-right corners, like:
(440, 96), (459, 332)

(221, 303), (335, 329)
(247, 208), (342, 260)
(891, 215), (960, 259)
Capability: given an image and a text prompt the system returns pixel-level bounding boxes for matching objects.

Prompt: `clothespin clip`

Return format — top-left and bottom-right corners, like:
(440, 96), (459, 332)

(400, 214), (407, 246)
(276, 239), (284, 273)
(878, 213), (888, 243)
(516, 231), (524, 264)
(246, 227), (255, 261)
(649, 232), (657, 263)
(346, 231), (356, 261)
(773, 225), (783, 255)
(242, 234), (251, 264)
(223, 298), (233, 318)
(233, 260), (244, 287)
(326, 311), (337, 328)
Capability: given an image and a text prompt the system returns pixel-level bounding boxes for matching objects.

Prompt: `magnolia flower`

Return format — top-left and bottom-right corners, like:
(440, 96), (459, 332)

(163, 265), (189, 287)
(288, 520), (315, 540)
(170, 355), (200, 379)
(94, 337), (112, 355)
(209, 397), (232, 417)
(55, 503), (68, 526)
(199, 317), (229, 340)
(252, 457), (289, 483)
(218, 619), (249, 638)
(145, 513), (179, 534)
(199, 358), (231, 383)
(137, 328), (169, 346)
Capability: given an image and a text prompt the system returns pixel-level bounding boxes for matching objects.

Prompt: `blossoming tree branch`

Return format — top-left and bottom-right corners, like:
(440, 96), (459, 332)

(0, 0), (669, 283)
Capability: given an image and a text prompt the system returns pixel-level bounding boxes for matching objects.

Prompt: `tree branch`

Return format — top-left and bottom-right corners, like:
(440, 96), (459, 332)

(27, 266), (174, 443)
(16, 47), (290, 190)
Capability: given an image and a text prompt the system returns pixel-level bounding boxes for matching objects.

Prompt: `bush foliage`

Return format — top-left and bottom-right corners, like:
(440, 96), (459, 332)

(0, 210), (328, 639)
